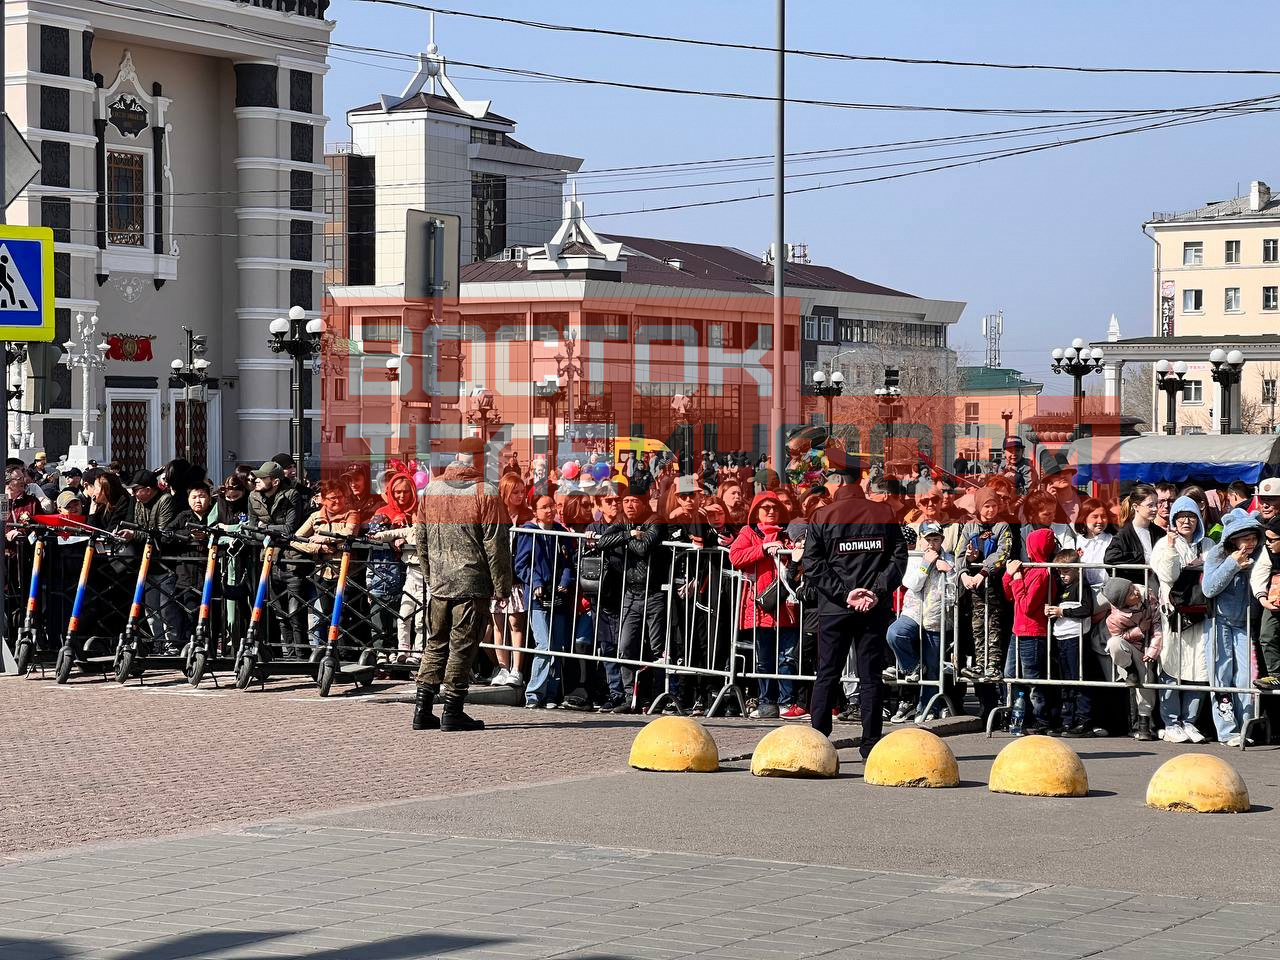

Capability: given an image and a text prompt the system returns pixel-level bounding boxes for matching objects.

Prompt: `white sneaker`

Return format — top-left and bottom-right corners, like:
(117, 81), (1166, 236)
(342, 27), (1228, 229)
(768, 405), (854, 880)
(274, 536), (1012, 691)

(890, 702), (913, 724)
(502, 669), (524, 688)
(1223, 735), (1243, 748)
(1184, 724), (1206, 744)
(1163, 722), (1189, 744)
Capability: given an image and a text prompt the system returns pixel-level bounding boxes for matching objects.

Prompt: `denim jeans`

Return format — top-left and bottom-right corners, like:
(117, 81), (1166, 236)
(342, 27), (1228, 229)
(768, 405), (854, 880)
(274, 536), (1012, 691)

(1159, 671), (1206, 729)
(886, 615), (941, 717)
(1206, 617), (1252, 740)
(1052, 634), (1092, 729)
(1007, 635), (1048, 726)
(752, 624), (797, 706)
(526, 604), (570, 705)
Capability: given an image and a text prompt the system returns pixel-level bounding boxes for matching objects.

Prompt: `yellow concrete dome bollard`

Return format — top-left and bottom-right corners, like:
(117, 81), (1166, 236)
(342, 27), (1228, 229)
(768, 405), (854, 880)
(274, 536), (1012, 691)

(1146, 753), (1250, 813)
(628, 716), (719, 773)
(750, 725), (839, 778)
(989, 735), (1088, 798)
(864, 727), (959, 788)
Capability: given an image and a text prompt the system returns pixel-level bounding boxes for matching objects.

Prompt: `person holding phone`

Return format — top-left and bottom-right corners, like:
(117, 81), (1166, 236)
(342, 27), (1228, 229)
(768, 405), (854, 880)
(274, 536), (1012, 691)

(1202, 509), (1265, 745)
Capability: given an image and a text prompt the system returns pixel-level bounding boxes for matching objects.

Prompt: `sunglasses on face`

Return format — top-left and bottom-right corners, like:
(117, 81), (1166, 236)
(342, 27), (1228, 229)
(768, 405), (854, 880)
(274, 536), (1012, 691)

(919, 498), (938, 506)
(677, 492), (697, 499)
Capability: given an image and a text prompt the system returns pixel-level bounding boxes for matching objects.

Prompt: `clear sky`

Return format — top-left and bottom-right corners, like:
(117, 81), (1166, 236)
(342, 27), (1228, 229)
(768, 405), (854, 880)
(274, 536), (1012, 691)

(323, 0), (1280, 394)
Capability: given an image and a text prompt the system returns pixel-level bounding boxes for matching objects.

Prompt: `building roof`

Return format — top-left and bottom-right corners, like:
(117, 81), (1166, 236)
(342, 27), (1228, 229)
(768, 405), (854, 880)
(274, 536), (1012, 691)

(460, 232), (918, 298)
(1096, 335), (1280, 346)
(1149, 189), (1280, 224)
(957, 365), (1044, 393)
(349, 91), (514, 126)
(605, 235), (915, 297)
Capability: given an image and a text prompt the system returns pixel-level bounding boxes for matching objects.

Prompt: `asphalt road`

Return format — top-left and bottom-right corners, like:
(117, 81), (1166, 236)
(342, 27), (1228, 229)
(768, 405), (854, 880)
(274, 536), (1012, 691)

(308, 732), (1280, 901)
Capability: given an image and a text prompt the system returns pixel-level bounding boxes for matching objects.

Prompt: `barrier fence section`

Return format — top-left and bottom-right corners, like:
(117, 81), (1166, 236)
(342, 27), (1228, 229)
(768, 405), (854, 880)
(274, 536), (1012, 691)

(6, 519), (1277, 745)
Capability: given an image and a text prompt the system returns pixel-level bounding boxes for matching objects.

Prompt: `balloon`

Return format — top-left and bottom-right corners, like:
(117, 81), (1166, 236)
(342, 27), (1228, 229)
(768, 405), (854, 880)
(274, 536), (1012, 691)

(590, 462), (610, 481)
(413, 470), (429, 489)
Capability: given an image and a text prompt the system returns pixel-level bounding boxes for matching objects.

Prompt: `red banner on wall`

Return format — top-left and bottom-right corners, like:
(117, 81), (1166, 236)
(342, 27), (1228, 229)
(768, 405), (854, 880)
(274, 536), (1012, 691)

(105, 334), (154, 362)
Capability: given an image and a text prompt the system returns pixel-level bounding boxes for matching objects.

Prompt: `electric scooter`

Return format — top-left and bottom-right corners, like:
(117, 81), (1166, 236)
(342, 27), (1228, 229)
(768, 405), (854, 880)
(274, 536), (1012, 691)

(311, 528), (377, 697)
(114, 525), (163, 684)
(234, 527), (278, 690)
(54, 527), (128, 684)
(183, 527), (220, 687)
(13, 526), (46, 676)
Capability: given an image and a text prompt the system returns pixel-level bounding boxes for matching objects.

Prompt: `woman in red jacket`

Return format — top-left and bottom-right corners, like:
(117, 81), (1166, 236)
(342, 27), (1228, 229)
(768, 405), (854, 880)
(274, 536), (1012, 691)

(729, 491), (802, 720)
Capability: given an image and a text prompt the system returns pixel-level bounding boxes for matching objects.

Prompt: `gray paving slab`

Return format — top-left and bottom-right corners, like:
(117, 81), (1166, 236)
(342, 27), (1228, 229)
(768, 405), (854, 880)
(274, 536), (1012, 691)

(0, 826), (1278, 960)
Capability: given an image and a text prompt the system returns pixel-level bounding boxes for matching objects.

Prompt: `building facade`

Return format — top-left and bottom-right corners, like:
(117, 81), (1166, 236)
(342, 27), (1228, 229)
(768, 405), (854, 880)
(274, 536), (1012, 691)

(344, 37), (582, 286)
(325, 199), (966, 469)
(1125, 180), (1280, 434)
(4, 0), (333, 476)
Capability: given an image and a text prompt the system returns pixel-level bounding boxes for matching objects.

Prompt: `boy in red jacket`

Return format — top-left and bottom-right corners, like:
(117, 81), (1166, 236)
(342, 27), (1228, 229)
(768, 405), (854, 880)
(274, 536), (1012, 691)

(1002, 527), (1057, 733)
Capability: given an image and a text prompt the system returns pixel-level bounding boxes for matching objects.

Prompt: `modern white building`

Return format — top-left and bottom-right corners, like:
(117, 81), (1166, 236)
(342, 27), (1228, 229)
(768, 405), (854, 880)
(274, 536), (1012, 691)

(4, 0), (333, 477)
(344, 31), (583, 285)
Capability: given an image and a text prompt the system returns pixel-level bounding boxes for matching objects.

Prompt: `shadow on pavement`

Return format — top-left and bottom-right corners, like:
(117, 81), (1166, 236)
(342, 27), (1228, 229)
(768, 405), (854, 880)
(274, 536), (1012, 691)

(0, 930), (512, 960)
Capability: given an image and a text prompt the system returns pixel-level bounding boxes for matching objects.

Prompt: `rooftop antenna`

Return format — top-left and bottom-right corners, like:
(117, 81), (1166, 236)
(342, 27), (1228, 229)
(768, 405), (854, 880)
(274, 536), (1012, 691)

(981, 310), (1003, 368)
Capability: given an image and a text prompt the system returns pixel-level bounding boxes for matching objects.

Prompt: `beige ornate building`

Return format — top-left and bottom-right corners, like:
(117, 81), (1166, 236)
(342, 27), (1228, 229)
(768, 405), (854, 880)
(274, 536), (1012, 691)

(4, 0), (333, 476)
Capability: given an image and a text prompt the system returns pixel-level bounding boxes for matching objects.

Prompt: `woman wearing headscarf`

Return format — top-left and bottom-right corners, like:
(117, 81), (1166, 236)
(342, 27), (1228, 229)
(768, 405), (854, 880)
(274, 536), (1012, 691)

(367, 470), (417, 659)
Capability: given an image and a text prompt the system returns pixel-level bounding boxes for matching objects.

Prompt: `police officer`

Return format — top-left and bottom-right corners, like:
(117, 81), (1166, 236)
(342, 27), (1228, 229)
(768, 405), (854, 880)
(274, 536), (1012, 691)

(805, 452), (907, 758)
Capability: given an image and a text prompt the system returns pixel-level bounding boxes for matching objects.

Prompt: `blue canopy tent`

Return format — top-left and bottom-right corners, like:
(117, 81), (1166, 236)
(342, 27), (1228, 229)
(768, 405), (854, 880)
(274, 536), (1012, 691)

(1070, 435), (1280, 486)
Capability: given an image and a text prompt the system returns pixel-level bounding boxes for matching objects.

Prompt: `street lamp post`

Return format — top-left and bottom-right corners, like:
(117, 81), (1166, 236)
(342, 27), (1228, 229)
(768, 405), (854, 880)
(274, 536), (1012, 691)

(811, 368), (845, 427)
(467, 387), (499, 443)
(874, 367), (903, 458)
(1050, 338), (1105, 440)
(552, 333), (584, 443)
(1153, 359), (1188, 436)
(1208, 348), (1246, 435)
(60, 313), (111, 461)
(534, 374), (566, 466)
(268, 305), (327, 474)
(170, 327), (213, 464)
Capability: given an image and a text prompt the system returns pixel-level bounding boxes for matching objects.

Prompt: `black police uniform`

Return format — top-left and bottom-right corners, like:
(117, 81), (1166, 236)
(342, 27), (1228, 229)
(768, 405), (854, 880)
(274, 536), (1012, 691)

(804, 481), (907, 757)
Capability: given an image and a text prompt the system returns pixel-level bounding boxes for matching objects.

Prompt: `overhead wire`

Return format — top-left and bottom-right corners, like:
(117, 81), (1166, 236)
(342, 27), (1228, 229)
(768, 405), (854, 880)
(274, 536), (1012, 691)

(356, 1), (1280, 78)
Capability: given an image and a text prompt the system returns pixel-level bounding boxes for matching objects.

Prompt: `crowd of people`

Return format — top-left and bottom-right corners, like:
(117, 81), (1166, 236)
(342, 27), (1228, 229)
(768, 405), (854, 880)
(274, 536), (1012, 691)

(5, 434), (1280, 746)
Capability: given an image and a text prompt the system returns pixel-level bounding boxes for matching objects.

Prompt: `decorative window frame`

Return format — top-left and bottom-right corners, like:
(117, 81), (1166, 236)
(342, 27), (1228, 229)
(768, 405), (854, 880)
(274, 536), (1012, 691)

(96, 50), (178, 284)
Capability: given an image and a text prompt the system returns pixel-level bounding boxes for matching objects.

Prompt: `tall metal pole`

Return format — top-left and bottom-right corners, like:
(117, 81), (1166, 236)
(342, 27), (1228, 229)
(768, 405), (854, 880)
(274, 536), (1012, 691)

(1, 0), (11, 662)
(291, 317), (304, 473)
(182, 328), (192, 461)
(769, 0), (785, 469)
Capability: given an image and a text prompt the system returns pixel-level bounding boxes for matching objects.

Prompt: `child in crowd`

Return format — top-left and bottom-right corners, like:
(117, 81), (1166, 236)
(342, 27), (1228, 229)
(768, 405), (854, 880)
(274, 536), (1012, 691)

(958, 487), (1013, 682)
(1202, 509), (1264, 745)
(1045, 547), (1095, 737)
(1253, 517), (1280, 690)
(1101, 576), (1162, 741)
(887, 521), (958, 724)
(1002, 527), (1056, 733)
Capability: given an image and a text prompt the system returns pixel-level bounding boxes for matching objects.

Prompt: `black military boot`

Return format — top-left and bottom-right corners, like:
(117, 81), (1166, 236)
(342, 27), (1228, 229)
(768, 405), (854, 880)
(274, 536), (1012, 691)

(412, 685), (439, 731)
(440, 693), (485, 732)
(1133, 715), (1156, 742)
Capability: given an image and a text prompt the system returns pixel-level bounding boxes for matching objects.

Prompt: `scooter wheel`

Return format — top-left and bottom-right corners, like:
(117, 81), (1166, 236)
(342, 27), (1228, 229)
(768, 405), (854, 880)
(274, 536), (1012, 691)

(114, 650), (134, 685)
(188, 651), (207, 688)
(316, 659), (336, 697)
(54, 647), (73, 684)
(235, 657), (254, 690)
(15, 639), (34, 676)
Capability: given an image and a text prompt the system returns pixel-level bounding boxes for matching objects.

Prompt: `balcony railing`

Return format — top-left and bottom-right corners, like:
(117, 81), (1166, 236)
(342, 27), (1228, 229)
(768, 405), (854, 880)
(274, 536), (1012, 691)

(238, 0), (330, 21)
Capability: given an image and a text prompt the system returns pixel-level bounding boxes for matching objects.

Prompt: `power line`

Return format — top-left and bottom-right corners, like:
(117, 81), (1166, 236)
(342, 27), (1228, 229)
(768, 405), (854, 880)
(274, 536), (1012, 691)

(88, 0), (1280, 117)
(361, 1), (1280, 78)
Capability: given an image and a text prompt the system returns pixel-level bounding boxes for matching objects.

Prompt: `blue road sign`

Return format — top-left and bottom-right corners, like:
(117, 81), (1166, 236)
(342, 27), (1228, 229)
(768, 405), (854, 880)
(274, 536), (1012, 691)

(0, 225), (54, 341)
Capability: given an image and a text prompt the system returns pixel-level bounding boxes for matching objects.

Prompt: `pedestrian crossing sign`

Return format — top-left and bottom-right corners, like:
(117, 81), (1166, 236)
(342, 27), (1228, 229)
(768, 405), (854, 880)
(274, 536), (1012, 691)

(0, 225), (54, 342)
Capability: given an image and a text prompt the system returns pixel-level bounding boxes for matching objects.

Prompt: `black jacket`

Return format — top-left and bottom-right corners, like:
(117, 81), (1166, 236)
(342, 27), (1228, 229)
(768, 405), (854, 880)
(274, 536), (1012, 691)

(584, 520), (625, 604)
(1103, 522), (1165, 571)
(590, 517), (669, 594)
(802, 484), (907, 617)
(247, 479), (308, 561)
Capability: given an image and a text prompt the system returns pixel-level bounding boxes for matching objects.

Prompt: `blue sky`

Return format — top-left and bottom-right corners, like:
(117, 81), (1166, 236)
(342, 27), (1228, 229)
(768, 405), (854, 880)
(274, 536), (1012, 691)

(324, 1), (1280, 394)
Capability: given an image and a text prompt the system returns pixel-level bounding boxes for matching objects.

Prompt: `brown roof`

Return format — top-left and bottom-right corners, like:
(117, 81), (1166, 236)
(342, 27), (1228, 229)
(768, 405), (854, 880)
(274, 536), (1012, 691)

(349, 92), (514, 126)
(605, 234), (916, 298)
(460, 234), (916, 298)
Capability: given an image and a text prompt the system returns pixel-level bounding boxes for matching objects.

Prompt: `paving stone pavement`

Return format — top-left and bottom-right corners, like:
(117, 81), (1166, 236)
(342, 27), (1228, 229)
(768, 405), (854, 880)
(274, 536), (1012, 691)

(2, 826), (1280, 960)
(0, 673), (771, 859)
